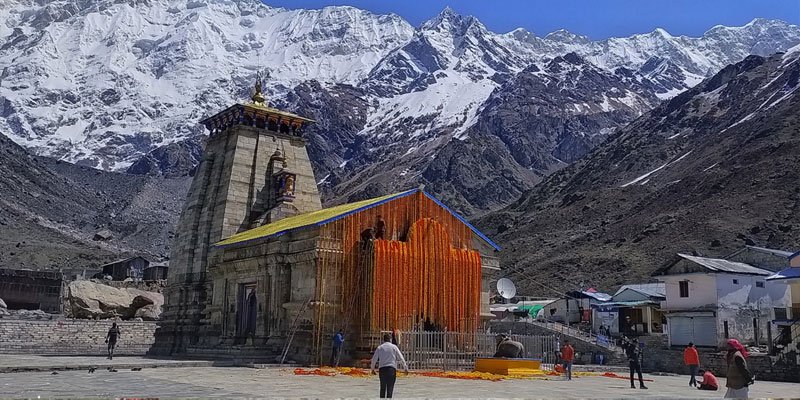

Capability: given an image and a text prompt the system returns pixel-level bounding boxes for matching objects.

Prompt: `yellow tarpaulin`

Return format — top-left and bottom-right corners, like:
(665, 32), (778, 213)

(214, 189), (416, 247)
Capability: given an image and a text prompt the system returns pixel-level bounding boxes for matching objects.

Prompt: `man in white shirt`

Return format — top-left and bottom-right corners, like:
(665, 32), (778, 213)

(370, 333), (409, 398)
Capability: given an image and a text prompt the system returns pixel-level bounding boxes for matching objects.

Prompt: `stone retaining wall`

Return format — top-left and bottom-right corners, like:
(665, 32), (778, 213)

(642, 347), (799, 383)
(0, 319), (157, 355)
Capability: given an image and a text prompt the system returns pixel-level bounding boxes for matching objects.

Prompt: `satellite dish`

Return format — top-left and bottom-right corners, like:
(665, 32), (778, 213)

(496, 278), (517, 299)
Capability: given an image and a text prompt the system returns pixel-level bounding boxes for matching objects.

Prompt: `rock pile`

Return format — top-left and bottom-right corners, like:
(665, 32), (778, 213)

(66, 281), (163, 320)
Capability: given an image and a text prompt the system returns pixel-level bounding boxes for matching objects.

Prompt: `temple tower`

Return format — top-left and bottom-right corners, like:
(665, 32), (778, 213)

(153, 78), (320, 354)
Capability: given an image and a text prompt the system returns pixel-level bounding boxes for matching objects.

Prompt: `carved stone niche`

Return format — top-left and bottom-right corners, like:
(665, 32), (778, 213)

(274, 171), (296, 202)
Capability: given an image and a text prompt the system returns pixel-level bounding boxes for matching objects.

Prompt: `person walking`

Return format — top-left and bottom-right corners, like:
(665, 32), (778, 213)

(370, 333), (409, 398)
(724, 339), (753, 399)
(561, 340), (575, 380)
(330, 328), (344, 367)
(105, 322), (120, 360)
(625, 338), (647, 389)
(696, 369), (718, 391)
(684, 342), (700, 387)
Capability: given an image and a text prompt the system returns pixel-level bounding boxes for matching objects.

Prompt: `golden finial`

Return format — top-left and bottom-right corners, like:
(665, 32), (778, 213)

(252, 72), (266, 105)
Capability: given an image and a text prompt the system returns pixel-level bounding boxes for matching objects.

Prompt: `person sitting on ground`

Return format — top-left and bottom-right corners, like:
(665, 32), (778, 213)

(697, 369), (718, 391)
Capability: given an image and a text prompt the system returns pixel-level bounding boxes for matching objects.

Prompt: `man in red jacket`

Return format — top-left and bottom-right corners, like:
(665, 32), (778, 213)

(684, 342), (700, 387)
(561, 339), (575, 380)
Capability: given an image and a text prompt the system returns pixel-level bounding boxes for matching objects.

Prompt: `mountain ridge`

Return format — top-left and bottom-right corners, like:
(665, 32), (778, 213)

(475, 48), (800, 293)
(2, 0), (800, 215)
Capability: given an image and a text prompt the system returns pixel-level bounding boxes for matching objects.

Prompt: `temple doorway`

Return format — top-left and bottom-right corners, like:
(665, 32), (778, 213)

(237, 284), (258, 340)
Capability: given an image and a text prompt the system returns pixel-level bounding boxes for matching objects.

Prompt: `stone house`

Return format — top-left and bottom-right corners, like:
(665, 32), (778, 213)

(726, 245), (799, 271)
(0, 268), (63, 313)
(101, 256), (151, 281)
(143, 262), (169, 281)
(653, 253), (790, 348)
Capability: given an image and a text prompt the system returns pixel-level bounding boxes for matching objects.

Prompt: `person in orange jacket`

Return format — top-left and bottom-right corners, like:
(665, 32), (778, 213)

(684, 342), (700, 387)
(561, 339), (575, 380)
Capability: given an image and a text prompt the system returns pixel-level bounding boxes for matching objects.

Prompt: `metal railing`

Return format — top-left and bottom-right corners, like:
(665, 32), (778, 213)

(369, 330), (558, 371)
(530, 320), (618, 351)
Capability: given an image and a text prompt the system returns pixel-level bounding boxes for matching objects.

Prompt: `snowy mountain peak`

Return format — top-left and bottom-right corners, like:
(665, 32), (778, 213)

(420, 6), (484, 36)
(1, 0), (799, 187)
(652, 27), (673, 38)
(543, 29), (590, 44)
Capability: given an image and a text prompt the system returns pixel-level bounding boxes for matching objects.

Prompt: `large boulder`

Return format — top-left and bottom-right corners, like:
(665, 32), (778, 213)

(130, 289), (164, 321)
(68, 280), (137, 318)
(66, 281), (164, 320)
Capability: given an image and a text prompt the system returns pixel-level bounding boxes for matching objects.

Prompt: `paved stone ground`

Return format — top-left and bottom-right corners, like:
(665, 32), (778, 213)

(1, 366), (799, 398)
(0, 355), (225, 372)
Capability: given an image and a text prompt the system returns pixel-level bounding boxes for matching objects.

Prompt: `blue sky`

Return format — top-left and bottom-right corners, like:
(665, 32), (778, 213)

(265, 0), (800, 39)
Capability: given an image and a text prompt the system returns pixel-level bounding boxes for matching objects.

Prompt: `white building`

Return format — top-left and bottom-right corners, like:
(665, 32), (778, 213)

(653, 253), (790, 348)
(592, 283), (666, 337)
(541, 290), (611, 325)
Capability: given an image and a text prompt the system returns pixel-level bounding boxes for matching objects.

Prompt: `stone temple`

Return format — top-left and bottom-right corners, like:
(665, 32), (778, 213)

(153, 79), (501, 364)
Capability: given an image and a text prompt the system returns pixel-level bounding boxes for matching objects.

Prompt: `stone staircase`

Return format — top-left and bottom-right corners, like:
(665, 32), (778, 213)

(491, 320), (627, 364)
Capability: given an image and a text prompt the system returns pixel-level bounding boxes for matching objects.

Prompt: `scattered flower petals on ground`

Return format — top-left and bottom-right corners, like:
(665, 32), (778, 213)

(289, 367), (653, 383)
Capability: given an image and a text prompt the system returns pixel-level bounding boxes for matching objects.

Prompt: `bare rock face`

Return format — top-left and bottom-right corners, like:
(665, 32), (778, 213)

(92, 229), (114, 241)
(66, 280), (163, 320)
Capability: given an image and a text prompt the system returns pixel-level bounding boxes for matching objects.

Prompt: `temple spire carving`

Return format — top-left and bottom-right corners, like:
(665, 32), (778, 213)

(251, 73), (266, 106)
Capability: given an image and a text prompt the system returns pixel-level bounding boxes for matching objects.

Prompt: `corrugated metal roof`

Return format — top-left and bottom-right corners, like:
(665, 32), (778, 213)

(744, 245), (794, 258)
(678, 253), (772, 276)
(567, 290), (612, 301)
(766, 267), (800, 281)
(614, 283), (666, 298)
(591, 300), (659, 308)
(214, 188), (501, 250)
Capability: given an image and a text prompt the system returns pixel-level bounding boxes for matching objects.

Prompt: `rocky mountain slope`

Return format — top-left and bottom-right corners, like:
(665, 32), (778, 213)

(0, 130), (189, 271)
(476, 47), (800, 294)
(2, 1), (800, 215)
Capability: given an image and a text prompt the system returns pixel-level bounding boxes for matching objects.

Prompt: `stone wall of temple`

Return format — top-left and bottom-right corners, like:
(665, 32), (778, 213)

(157, 120), (321, 355)
(0, 319), (157, 355)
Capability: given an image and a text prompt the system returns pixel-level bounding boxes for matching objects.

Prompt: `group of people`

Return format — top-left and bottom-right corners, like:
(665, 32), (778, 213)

(685, 340), (754, 398)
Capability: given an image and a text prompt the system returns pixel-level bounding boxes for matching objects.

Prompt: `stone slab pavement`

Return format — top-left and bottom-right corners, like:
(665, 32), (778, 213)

(0, 355), (229, 373)
(1, 366), (799, 398)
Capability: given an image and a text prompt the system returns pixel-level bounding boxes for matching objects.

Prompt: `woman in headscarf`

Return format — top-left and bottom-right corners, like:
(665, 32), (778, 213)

(724, 339), (753, 399)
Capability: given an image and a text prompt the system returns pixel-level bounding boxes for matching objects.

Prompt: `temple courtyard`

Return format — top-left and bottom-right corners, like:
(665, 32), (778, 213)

(0, 356), (798, 398)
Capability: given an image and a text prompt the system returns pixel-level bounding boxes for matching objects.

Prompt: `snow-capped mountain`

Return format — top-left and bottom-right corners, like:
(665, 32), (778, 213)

(477, 45), (800, 291)
(2, 0), (799, 214)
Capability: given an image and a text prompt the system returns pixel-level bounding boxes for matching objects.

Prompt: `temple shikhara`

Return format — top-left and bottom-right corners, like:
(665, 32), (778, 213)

(153, 78), (501, 363)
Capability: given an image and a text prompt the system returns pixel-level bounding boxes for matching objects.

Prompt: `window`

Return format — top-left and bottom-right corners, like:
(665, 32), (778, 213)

(732, 279), (739, 284)
(775, 307), (788, 320)
(756, 281), (764, 288)
(724, 321), (729, 339)
(679, 281), (689, 298)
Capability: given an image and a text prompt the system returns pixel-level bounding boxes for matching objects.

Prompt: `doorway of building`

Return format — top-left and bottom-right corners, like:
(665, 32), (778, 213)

(237, 283), (258, 340)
